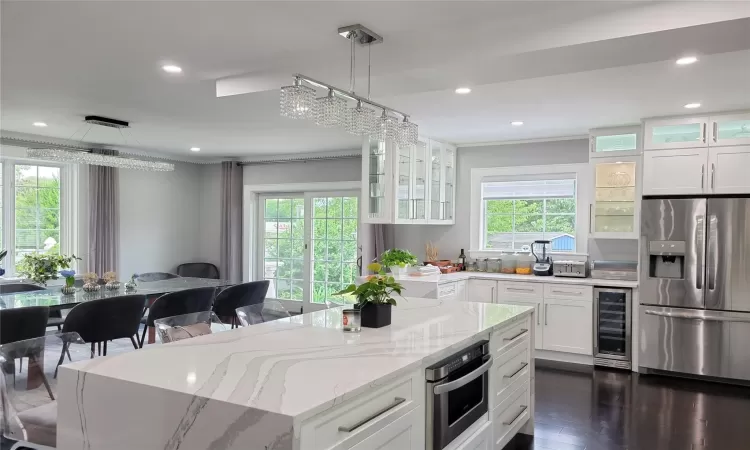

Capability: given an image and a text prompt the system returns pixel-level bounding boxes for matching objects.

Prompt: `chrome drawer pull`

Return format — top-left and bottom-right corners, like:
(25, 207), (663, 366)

(503, 405), (528, 426)
(502, 329), (528, 342)
(551, 290), (582, 295)
(503, 362), (529, 379)
(338, 397), (406, 432)
(507, 287), (534, 292)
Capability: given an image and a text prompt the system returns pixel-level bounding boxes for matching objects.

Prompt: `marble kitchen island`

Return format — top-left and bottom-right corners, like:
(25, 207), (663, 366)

(57, 298), (535, 450)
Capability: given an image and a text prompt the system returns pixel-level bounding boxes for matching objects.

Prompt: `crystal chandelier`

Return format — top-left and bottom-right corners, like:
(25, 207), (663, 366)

(27, 148), (175, 171)
(279, 24), (418, 145)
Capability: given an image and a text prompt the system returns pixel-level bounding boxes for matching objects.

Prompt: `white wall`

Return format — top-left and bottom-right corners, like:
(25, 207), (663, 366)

(393, 139), (591, 261)
(119, 162), (204, 278)
(242, 158), (361, 185)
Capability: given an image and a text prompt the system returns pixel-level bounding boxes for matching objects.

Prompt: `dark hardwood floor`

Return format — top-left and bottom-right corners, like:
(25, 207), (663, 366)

(504, 365), (750, 450)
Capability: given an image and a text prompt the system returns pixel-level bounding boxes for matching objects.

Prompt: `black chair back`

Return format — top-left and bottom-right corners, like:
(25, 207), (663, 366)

(137, 272), (180, 282)
(213, 281), (270, 318)
(176, 263), (220, 279)
(0, 283), (45, 294)
(0, 306), (50, 345)
(145, 287), (216, 326)
(62, 295), (146, 343)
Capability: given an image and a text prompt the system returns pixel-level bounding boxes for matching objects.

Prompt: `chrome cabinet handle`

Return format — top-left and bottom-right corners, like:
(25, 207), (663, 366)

(503, 405), (528, 426)
(711, 163), (715, 189)
(702, 123), (707, 143)
(536, 305), (540, 325)
(544, 304), (548, 326)
(713, 121), (718, 143)
(338, 397), (406, 432)
(491, 286), (495, 303)
(701, 164), (704, 189)
(589, 204), (593, 233)
(644, 310), (750, 323)
(503, 329), (529, 342)
(551, 290), (581, 295)
(503, 362), (529, 379)
(507, 287), (534, 292)
(433, 356), (493, 395)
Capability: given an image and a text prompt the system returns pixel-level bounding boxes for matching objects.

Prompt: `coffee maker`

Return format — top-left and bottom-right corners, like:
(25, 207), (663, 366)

(531, 240), (553, 276)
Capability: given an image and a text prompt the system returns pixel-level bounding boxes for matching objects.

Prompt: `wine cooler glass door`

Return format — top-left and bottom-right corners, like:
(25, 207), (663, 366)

(594, 288), (632, 361)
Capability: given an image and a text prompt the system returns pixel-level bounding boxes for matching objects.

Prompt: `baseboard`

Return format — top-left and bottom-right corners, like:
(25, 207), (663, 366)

(535, 350), (594, 372)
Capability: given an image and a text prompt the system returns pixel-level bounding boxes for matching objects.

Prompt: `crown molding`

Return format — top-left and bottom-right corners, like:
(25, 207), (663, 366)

(238, 148), (362, 165)
(457, 134), (589, 149)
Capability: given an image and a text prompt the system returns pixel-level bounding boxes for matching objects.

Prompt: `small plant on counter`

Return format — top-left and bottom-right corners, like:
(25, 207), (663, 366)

(334, 263), (404, 328)
(380, 248), (418, 276)
(16, 253), (80, 286)
(60, 269), (76, 288)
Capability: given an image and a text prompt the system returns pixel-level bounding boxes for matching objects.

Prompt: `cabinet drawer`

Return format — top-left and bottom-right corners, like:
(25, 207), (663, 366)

(497, 281), (542, 298)
(299, 372), (420, 450)
(491, 341), (530, 410)
(438, 282), (458, 299)
(544, 284), (592, 300)
(490, 317), (531, 355)
(492, 385), (531, 450)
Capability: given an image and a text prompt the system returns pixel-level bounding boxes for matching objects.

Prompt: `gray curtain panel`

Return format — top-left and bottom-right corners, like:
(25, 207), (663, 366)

(372, 224), (395, 264)
(220, 161), (243, 282)
(88, 149), (120, 275)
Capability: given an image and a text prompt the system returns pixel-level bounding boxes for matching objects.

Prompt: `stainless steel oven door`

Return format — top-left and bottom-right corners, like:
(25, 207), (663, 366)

(426, 354), (492, 450)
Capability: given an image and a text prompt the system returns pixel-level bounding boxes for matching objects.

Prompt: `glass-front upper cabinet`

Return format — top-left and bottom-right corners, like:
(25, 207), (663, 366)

(644, 116), (709, 150)
(443, 147), (456, 222)
(591, 156), (640, 239)
(412, 140), (428, 222)
(430, 141), (443, 221)
(710, 112), (750, 147)
(590, 126), (641, 157)
(395, 144), (412, 222)
(361, 137), (393, 223)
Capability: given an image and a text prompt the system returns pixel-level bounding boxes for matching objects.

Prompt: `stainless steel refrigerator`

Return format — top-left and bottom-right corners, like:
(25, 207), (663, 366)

(639, 197), (750, 382)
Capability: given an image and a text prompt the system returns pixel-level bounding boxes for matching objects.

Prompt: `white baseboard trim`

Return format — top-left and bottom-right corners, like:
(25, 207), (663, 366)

(535, 350), (594, 366)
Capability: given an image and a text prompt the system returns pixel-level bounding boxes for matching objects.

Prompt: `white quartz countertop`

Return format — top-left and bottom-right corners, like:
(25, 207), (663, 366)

(392, 271), (639, 288)
(62, 298), (532, 421)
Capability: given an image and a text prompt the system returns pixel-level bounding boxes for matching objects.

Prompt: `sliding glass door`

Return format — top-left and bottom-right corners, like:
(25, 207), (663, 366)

(259, 191), (360, 312)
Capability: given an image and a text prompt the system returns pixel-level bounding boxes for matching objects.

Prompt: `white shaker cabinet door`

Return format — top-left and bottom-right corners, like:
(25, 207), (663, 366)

(542, 298), (593, 355)
(708, 146), (750, 194)
(642, 148), (708, 196)
(467, 279), (497, 303)
(348, 407), (423, 450)
(496, 298), (543, 350)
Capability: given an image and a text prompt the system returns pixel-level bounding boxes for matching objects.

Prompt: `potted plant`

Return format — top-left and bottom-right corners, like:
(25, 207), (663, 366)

(16, 253), (80, 286)
(334, 263), (404, 328)
(59, 269), (76, 295)
(380, 248), (418, 277)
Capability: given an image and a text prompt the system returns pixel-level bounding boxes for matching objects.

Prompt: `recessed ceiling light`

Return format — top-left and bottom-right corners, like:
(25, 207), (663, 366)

(32, 122), (48, 127)
(162, 65), (183, 74)
(684, 102), (701, 109)
(511, 121), (524, 126)
(455, 87), (471, 94)
(190, 147), (200, 152)
(676, 56), (698, 65)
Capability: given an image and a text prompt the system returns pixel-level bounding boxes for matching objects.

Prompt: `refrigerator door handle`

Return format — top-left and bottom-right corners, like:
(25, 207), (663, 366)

(708, 214), (717, 291)
(695, 215), (704, 290)
(645, 309), (750, 323)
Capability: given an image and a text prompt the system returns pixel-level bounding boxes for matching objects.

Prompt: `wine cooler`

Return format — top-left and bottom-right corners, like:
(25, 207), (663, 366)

(594, 287), (632, 370)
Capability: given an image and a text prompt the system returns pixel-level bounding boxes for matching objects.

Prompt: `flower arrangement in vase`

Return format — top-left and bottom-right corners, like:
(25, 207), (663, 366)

(82, 272), (100, 293)
(16, 253), (80, 286)
(103, 271), (121, 291)
(125, 273), (138, 291)
(59, 269), (76, 295)
(334, 263), (404, 328)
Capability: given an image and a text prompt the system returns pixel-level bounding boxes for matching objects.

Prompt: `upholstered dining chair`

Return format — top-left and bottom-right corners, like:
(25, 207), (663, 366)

(139, 287), (216, 346)
(154, 311), (227, 343)
(176, 263), (220, 279)
(62, 295), (146, 356)
(212, 280), (270, 328)
(0, 332), (88, 450)
(136, 272), (180, 282)
(0, 284), (63, 331)
(235, 300), (291, 327)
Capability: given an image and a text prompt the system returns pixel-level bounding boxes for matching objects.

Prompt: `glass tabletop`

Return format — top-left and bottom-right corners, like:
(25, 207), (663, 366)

(0, 277), (233, 310)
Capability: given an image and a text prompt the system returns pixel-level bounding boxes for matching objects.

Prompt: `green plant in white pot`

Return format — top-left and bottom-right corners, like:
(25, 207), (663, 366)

(380, 248), (418, 277)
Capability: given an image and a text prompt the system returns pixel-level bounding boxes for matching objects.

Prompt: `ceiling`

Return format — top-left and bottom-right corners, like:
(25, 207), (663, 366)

(1, 1), (749, 160)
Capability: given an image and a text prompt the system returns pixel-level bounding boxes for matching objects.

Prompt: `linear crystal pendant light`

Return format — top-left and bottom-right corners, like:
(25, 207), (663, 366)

(373, 110), (398, 142)
(347, 100), (375, 135)
(27, 148), (174, 171)
(397, 117), (419, 147)
(315, 89), (347, 128)
(280, 77), (316, 119)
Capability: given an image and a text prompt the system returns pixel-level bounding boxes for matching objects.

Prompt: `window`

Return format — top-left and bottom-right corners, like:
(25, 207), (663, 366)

(470, 164), (589, 255)
(0, 159), (69, 276)
(482, 179), (576, 251)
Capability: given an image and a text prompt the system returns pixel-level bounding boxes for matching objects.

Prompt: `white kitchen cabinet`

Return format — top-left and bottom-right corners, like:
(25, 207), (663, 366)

(361, 136), (454, 225)
(445, 420), (491, 450)
(497, 297), (542, 350)
(590, 156), (640, 239)
(348, 406), (424, 450)
(709, 112), (750, 147)
(707, 145), (750, 194)
(589, 126), (641, 157)
(467, 279), (496, 303)
(642, 148), (707, 195)
(543, 298), (593, 355)
(644, 116), (709, 150)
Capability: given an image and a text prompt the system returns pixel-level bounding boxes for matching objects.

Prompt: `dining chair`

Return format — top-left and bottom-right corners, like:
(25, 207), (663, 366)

(176, 262), (220, 279)
(212, 280), (270, 328)
(235, 300), (291, 327)
(0, 332), (88, 450)
(0, 306), (50, 346)
(139, 287), (216, 347)
(136, 272), (180, 282)
(154, 311), (227, 343)
(62, 295), (146, 356)
(0, 284), (65, 331)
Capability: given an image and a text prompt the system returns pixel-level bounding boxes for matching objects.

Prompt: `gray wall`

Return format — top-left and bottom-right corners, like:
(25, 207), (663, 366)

(243, 158), (361, 185)
(393, 139), (591, 261)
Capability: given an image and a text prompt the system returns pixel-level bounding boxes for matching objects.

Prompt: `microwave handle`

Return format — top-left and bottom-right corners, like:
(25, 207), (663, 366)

(433, 356), (493, 395)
